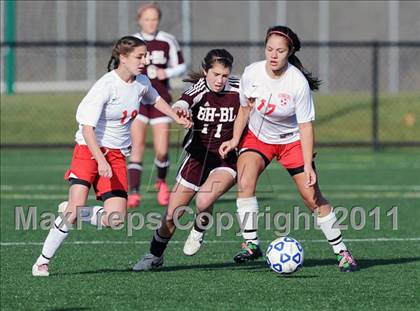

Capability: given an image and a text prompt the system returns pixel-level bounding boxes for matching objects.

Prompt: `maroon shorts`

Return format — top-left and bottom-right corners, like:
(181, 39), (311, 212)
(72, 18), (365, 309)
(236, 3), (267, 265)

(176, 153), (237, 191)
(239, 130), (305, 169)
(136, 103), (172, 125)
(64, 144), (128, 201)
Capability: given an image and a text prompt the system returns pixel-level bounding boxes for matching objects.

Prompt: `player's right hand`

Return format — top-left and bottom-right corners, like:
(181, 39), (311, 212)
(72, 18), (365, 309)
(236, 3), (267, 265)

(98, 159), (113, 179)
(173, 107), (191, 120)
(175, 115), (192, 129)
(219, 140), (237, 159)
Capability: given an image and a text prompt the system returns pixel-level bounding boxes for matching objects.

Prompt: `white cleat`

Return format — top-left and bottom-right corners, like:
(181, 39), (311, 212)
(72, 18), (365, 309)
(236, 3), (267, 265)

(183, 228), (204, 256)
(32, 263), (49, 277)
(133, 253), (164, 271)
(58, 201), (68, 214)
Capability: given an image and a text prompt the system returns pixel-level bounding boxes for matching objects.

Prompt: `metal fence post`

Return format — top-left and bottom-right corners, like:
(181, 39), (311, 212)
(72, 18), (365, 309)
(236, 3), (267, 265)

(372, 41), (379, 150)
(5, 0), (16, 95)
(182, 0), (192, 70)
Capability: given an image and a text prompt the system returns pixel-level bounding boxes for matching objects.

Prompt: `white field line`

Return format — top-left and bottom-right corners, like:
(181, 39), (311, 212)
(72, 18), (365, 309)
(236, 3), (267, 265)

(1, 237), (420, 247)
(2, 192), (419, 200)
(2, 184), (420, 192)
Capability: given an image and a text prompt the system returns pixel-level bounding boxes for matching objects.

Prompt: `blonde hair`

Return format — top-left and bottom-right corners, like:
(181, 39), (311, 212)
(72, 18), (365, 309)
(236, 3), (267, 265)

(137, 2), (162, 20)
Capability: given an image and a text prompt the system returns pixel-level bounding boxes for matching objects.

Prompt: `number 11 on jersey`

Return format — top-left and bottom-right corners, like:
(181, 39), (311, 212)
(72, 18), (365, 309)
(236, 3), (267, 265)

(201, 123), (223, 138)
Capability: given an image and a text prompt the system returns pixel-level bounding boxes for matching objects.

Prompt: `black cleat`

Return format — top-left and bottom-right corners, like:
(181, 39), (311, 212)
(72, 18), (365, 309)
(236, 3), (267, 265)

(336, 250), (358, 272)
(234, 242), (263, 263)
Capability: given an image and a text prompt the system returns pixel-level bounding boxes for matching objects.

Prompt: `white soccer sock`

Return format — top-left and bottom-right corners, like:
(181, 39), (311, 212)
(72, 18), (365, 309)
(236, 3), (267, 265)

(79, 206), (104, 226)
(316, 209), (347, 254)
(36, 216), (70, 265)
(236, 197), (260, 245)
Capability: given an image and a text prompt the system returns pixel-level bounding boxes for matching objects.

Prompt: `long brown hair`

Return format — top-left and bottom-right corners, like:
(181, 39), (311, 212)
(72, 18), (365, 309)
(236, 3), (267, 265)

(107, 36), (146, 72)
(266, 25), (321, 91)
(184, 49), (234, 84)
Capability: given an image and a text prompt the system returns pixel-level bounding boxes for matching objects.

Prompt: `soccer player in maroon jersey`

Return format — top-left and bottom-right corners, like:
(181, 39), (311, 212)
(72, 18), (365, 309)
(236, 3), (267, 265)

(129, 2), (187, 208)
(133, 49), (240, 271)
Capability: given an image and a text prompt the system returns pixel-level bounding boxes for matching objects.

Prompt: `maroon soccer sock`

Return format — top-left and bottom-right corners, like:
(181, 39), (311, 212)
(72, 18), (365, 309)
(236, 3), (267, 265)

(128, 162), (143, 193)
(193, 214), (211, 233)
(154, 157), (170, 180)
(150, 230), (170, 257)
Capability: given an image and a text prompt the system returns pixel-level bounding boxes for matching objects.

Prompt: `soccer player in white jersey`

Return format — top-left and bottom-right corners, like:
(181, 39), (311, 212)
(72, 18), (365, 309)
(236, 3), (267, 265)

(133, 49), (240, 271)
(128, 2), (187, 208)
(32, 36), (191, 277)
(220, 26), (358, 272)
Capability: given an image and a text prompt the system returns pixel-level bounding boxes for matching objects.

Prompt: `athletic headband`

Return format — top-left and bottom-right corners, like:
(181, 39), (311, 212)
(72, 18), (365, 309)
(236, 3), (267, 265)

(266, 30), (293, 46)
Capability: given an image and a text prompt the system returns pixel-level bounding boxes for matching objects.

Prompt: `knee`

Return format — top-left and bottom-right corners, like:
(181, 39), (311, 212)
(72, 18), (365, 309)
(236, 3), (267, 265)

(102, 211), (125, 227)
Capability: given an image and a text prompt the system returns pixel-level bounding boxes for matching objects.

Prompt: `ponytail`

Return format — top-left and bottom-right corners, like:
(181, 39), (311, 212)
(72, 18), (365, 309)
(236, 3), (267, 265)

(107, 36), (146, 72)
(107, 55), (119, 72)
(288, 54), (321, 91)
(183, 72), (205, 84)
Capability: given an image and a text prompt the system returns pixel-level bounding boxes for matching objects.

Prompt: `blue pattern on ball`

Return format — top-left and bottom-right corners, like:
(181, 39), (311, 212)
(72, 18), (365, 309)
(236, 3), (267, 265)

(283, 237), (294, 242)
(280, 253), (291, 263)
(274, 242), (284, 251)
(293, 252), (302, 264)
(272, 263), (283, 272)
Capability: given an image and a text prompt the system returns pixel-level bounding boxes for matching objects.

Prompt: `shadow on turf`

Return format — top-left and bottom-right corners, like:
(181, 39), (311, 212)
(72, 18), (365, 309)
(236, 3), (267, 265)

(56, 256), (420, 276)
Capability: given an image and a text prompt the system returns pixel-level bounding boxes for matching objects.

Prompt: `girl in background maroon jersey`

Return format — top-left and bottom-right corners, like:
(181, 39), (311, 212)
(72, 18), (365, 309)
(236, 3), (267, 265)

(133, 49), (240, 271)
(129, 2), (186, 208)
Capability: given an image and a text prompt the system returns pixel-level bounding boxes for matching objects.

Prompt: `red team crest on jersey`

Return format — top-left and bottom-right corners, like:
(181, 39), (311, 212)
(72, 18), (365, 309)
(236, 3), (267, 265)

(278, 93), (291, 107)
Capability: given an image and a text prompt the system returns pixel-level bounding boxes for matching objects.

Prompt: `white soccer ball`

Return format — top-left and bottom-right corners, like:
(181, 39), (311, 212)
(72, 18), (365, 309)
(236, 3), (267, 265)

(266, 236), (304, 274)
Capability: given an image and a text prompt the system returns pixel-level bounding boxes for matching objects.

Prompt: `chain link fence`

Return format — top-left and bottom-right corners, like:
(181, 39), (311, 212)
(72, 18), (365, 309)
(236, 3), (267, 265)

(1, 41), (419, 148)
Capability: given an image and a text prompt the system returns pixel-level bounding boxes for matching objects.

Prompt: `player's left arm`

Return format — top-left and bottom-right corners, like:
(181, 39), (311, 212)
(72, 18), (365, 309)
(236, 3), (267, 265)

(141, 76), (191, 127)
(298, 122), (316, 187)
(296, 82), (316, 187)
(82, 125), (112, 179)
(76, 79), (112, 178)
(154, 97), (191, 128)
(164, 36), (186, 79)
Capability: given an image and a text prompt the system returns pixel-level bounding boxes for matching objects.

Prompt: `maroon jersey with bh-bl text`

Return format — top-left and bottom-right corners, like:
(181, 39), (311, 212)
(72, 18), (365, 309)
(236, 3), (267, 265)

(178, 77), (240, 157)
(133, 31), (184, 103)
